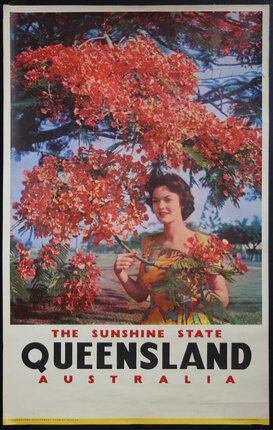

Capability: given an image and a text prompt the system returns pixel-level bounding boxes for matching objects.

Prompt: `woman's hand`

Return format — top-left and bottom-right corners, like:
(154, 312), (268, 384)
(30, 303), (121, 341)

(113, 252), (148, 302)
(114, 252), (137, 276)
(205, 274), (229, 307)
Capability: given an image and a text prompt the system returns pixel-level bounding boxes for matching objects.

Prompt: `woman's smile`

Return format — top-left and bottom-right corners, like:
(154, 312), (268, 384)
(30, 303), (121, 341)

(152, 185), (182, 224)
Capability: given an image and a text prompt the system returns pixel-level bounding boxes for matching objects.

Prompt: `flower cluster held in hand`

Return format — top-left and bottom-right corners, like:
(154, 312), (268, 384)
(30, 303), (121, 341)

(186, 235), (248, 275)
(155, 235), (248, 309)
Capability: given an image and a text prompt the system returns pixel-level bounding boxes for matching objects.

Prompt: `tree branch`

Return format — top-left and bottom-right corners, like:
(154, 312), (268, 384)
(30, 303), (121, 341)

(197, 94), (228, 117)
(201, 77), (261, 102)
(30, 123), (78, 143)
(79, 34), (112, 48)
(210, 60), (243, 67)
(104, 32), (113, 48)
(30, 123), (118, 144)
(114, 235), (169, 270)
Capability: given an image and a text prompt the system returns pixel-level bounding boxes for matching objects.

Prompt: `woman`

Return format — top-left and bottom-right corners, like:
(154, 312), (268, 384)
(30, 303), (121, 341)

(114, 173), (229, 324)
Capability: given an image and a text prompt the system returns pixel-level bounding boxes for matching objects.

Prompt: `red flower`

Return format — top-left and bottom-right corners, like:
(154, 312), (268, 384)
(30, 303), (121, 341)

(56, 251), (101, 313)
(16, 242), (36, 283)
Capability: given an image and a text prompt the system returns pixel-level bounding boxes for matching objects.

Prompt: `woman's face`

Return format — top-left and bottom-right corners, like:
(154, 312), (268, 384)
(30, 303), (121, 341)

(152, 185), (182, 224)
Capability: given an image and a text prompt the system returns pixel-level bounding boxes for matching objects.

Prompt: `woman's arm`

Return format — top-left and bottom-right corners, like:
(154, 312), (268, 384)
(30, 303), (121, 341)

(114, 253), (149, 302)
(206, 274), (229, 307)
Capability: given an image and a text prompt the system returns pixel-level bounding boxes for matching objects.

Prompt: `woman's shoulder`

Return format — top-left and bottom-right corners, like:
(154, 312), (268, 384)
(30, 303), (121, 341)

(192, 231), (221, 247)
(195, 231), (210, 242)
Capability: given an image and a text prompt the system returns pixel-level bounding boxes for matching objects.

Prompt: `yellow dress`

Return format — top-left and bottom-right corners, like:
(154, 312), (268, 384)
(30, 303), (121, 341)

(139, 234), (211, 325)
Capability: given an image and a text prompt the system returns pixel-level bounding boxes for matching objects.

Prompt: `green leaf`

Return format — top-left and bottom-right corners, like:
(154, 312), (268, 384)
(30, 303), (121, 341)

(52, 244), (69, 267)
(47, 276), (65, 297)
(183, 146), (210, 169)
(155, 247), (187, 259)
(12, 99), (37, 108)
(171, 258), (199, 271)
(10, 264), (30, 303)
(160, 77), (179, 94)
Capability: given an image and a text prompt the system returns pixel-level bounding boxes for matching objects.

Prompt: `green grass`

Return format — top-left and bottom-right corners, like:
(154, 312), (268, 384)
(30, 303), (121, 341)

(226, 264), (262, 324)
(11, 258), (262, 325)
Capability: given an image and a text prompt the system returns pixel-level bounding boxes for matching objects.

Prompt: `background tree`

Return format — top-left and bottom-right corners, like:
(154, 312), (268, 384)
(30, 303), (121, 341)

(215, 216), (262, 260)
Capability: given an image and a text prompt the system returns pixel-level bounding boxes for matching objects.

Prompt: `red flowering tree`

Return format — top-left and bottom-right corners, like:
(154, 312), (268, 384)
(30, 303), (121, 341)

(12, 36), (261, 205)
(11, 33), (261, 313)
(11, 11), (262, 152)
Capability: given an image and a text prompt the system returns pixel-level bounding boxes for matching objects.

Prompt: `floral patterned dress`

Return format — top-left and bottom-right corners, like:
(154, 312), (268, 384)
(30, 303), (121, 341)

(138, 234), (211, 325)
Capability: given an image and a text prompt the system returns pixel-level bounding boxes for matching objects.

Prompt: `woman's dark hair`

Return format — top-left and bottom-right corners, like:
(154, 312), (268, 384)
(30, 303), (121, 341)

(146, 174), (194, 220)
